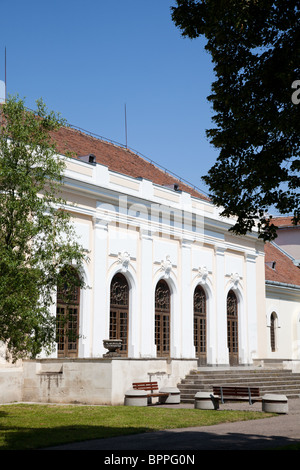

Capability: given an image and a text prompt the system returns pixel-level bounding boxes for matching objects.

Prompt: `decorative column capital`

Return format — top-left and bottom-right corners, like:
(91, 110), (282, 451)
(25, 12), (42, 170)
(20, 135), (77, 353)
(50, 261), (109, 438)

(230, 272), (240, 290)
(197, 265), (208, 285)
(160, 255), (172, 279)
(118, 251), (130, 272)
(93, 216), (109, 230)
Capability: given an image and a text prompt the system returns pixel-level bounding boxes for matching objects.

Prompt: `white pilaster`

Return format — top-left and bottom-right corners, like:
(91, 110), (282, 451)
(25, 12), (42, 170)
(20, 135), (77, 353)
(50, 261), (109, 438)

(215, 246), (228, 365)
(92, 216), (109, 357)
(181, 239), (194, 358)
(245, 252), (258, 362)
(139, 229), (156, 357)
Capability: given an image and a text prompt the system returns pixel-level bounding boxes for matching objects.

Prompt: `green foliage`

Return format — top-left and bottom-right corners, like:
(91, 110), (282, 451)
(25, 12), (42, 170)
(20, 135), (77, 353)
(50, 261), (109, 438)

(171, 1), (300, 240)
(0, 97), (88, 361)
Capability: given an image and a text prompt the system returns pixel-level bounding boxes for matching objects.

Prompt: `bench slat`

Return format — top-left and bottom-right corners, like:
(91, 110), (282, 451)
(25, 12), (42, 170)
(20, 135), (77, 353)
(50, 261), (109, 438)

(213, 387), (260, 396)
(146, 393), (169, 397)
(133, 382), (159, 392)
(132, 382), (169, 401)
(212, 386), (261, 404)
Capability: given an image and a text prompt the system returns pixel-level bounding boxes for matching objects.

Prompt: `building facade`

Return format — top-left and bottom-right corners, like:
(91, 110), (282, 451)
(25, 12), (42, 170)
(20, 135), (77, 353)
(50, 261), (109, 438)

(1, 125), (299, 405)
(45, 126), (266, 367)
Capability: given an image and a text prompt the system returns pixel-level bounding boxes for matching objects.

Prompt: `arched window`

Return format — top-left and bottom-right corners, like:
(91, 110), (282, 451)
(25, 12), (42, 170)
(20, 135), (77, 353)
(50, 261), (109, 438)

(227, 289), (239, 366)
(270, 312), (277, 352)
(155, 279), (170, 357)
(194, 285), (207, 365)
(110, 273), (129, 356)
(56, 267), (81, 358)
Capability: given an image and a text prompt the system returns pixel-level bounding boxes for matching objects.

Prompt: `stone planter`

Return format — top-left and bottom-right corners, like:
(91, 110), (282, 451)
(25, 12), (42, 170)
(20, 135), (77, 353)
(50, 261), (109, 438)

(262, 394), (288, 414)
(159, 387), (181, 404)
(194, 392), (219, 410)
(103, 339), (122, 357)
(124, 389), (148, 406)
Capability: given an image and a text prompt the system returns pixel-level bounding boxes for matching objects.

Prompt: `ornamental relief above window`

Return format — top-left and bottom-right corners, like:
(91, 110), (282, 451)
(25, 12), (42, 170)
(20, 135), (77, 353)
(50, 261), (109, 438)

(160, 255), (172, 279)
(196, 266), (209, 285)
(117, 251), (131, 272)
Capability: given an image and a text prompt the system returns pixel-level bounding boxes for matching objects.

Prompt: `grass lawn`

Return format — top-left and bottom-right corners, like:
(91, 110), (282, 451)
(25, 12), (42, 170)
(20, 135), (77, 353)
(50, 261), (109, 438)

(0, 403), (275, 450)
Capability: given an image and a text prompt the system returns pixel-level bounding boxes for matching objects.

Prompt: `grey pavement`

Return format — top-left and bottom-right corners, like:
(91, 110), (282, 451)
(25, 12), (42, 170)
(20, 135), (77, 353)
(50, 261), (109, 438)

(44, 399), (300, 451)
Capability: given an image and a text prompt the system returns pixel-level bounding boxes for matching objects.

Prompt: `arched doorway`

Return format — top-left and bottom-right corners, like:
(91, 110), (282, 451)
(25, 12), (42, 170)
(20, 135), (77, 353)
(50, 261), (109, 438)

(110, 273), (129, 356)
(56, 267), (81, 358)
(194, 285), (207, 365)
(155, 279), (170, 357)
(270, 311), (277, 352)
(227, 290), (239, 366)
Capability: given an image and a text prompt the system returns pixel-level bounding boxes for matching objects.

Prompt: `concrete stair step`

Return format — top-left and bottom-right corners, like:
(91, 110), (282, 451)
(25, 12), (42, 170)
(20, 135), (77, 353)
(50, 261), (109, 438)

(177, 368), (300, 403)
(181, 377), (300, 384)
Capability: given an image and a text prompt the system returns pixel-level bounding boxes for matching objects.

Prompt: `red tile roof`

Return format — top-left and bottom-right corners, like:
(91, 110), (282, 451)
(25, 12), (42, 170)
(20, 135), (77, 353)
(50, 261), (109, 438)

(271, 216), (299, 228)
(264, 242), (300, 287)
(51, 126), (209, 201)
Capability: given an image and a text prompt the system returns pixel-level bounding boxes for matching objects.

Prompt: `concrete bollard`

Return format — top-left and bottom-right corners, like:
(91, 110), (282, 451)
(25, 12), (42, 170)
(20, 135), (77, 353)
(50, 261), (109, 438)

(262, 394), (288, 414)
(124, 389), (148, 406)
(194, 392), (219, 410)
(159, 387), (181, 404)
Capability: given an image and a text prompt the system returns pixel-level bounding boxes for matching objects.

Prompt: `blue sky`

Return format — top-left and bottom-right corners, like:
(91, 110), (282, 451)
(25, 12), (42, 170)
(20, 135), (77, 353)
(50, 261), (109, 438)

(1, 0), (218, 197)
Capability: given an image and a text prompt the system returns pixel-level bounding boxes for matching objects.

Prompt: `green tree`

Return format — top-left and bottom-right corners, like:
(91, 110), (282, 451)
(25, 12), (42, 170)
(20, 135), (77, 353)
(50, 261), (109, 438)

(0, 97), (88, 361)
(171, 0), (300, 240)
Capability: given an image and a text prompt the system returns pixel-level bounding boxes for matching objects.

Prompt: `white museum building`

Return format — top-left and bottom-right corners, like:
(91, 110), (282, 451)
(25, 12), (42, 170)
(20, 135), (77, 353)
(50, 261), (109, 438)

(1, 125), (300, 405)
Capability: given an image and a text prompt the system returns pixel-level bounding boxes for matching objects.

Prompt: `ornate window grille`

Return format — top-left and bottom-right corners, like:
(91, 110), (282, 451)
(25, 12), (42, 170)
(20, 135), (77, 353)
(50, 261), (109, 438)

(110, 273), (129, 356)
(194, 285), (207, 364)
(270, 312), (277, 352)
(155, 280), (170, 357)
(56, 267), (80, 358)
(227, 290), (239, 365)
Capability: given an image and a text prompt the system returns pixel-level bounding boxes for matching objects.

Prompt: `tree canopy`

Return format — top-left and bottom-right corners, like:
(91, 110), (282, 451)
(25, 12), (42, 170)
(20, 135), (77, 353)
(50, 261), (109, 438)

(0, 97), (88, 361)
(171, 0), (300, 240)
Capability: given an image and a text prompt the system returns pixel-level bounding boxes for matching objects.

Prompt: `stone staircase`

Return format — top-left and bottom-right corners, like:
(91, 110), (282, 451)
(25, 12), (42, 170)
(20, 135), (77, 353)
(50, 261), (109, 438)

(178, 368), (300, 403)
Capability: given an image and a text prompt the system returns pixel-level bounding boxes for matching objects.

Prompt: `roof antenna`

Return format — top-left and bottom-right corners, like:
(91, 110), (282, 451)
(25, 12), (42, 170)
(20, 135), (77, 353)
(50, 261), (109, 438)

(124, 103), (128, 148)
(5, 47), (7, 102)
(0, 48), (6, 103)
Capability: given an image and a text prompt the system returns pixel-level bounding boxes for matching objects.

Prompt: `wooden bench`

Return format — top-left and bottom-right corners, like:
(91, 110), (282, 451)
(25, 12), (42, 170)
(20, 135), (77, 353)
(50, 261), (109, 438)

(212, 386), (261, 405)
(132, 382), (169, 404)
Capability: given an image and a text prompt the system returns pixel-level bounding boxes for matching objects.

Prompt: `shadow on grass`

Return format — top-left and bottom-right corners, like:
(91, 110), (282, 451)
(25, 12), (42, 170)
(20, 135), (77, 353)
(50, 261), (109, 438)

(1, 424), (148, 450)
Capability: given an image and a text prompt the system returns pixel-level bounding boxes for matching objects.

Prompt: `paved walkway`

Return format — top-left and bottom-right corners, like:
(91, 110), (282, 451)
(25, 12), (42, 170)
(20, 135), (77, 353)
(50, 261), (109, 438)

(44, 399), (300, 451)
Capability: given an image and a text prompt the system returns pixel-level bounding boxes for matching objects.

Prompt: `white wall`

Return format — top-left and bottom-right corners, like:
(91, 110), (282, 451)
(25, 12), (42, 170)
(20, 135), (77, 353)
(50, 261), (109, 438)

(21, 358), (197, 406)
(43, 156), (265, 366)
(275, 228), (300, 261)
(0, 155), (261, 369)
(265, 283), (300, 370)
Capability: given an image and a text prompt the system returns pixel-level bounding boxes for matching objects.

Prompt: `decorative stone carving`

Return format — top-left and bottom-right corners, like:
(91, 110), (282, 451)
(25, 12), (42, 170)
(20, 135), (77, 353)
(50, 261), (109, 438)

(92, 216), (109, 230)
(103, 339), (122, 357)
(161, 255), (172, 279)
(118, 251), (130, 272)
(230, 272), (240, 290)
(197, 266), (208, 284)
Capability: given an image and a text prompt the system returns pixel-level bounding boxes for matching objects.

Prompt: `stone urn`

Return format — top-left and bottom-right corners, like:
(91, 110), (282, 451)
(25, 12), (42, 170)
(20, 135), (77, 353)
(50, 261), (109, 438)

(103, 339), (122, 357)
